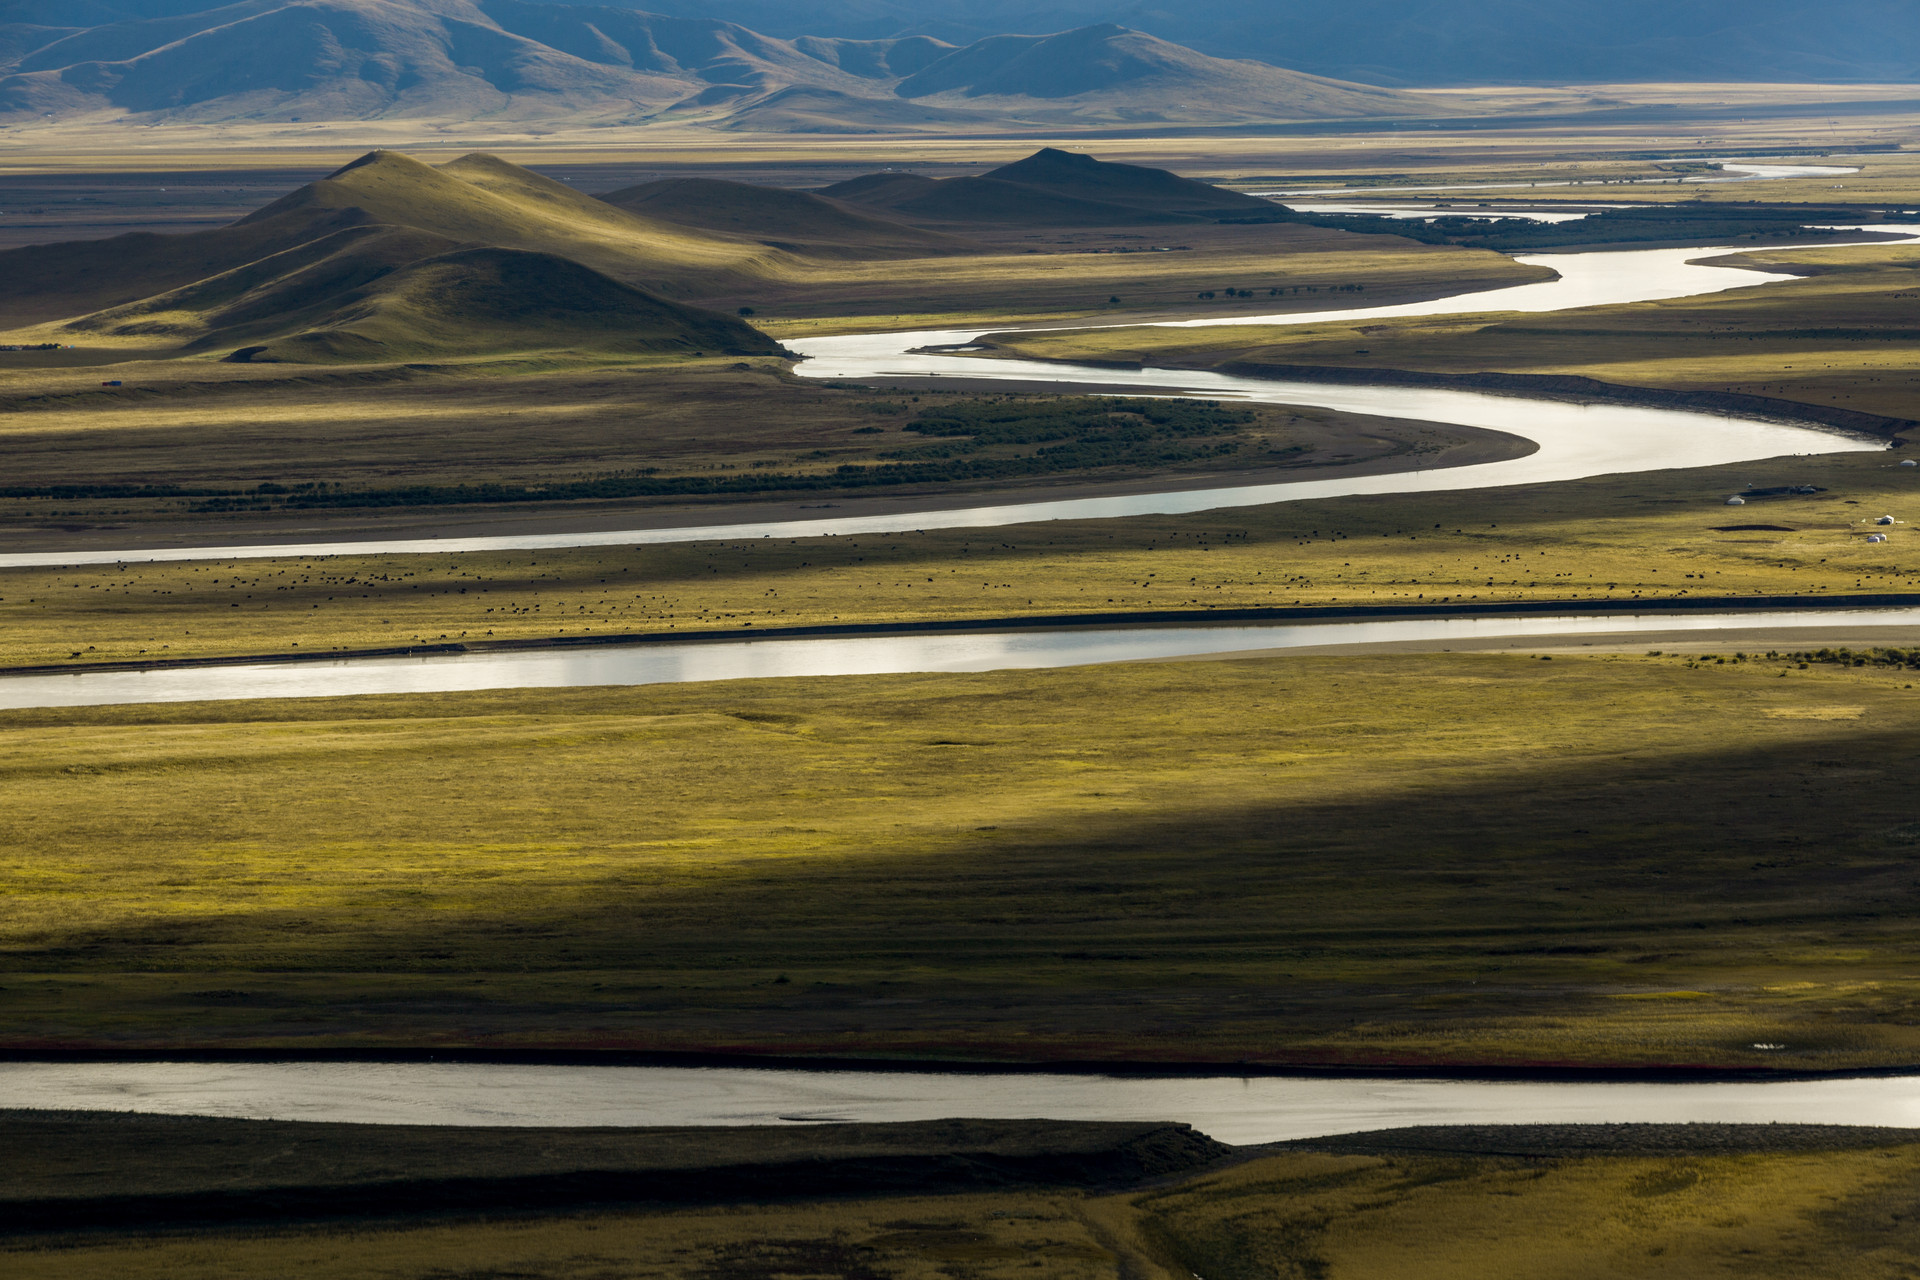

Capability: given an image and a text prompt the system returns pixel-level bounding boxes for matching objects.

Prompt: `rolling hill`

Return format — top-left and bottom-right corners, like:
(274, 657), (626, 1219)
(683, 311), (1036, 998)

(216, 246), (776, 362)
(0, 0), (1438, 126)
(822, 146), (1277, 227)
(0, 148), (803, 329)
(0, 149), (784, 361)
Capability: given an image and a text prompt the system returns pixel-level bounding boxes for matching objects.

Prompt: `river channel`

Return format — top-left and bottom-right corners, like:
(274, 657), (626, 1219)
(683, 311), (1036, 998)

(7, 1061), (1920, 1143)
(10, 200), (1920, 1132)
(5, 606), (1920, 709)
(4, 226), (1910, 571)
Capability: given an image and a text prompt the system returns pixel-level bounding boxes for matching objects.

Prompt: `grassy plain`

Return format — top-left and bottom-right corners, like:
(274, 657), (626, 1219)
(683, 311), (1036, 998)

(1132, 1129), (1920, 1280)
(12, 649), (1920, 1065)
(6, 1121), (1920, 1279)
(5, 446), (1918, 670)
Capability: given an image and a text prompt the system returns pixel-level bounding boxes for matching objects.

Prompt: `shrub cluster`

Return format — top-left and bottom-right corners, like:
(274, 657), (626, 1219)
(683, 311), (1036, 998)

(1788, 647), (1920, 669)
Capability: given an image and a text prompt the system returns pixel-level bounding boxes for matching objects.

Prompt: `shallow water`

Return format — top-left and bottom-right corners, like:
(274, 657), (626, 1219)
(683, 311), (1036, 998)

(4, 607), (1915, 709)
(6, 1061), (1920, 1143)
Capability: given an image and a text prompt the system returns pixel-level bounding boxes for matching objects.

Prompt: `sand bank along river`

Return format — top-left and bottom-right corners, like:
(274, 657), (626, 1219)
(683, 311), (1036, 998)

(9, 1061), (1920, 1143)
(3, 229), (1910, 571)
(4, 607), (1919, 709)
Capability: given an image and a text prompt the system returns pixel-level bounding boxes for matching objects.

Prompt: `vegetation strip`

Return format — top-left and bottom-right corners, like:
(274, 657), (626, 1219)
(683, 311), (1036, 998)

(0, 1112), (1227, 1233)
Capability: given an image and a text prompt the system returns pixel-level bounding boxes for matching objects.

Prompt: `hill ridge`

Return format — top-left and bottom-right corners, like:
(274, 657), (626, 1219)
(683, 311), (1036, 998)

(823, 146), (1277, 227)
(0, 148), (785, 363)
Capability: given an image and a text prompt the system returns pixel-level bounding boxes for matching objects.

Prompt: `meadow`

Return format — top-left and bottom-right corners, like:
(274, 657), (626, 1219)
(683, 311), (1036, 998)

(6, 1119), (1920, 1279)
(6, 79), (1920, 1280)
(10, 647), (1920, 1066)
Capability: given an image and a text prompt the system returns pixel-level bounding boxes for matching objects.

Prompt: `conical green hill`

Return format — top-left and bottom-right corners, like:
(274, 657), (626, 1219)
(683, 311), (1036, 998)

(222, 247), (782, 364)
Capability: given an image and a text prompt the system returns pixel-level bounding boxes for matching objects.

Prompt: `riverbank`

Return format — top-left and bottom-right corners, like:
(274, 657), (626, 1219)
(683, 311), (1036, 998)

(977, 240), (1920, 433)
(6, 1114), (1919, 1279)
(0, 409), (1529, 559)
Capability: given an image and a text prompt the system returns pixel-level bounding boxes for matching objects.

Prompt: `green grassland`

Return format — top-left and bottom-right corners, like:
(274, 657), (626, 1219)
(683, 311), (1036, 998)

(1132, 1129), (1920, 1280)
(11, 649), (1920, 1065)
(4, 444), (1917, 671)
(7, 1121), (1920, 1279)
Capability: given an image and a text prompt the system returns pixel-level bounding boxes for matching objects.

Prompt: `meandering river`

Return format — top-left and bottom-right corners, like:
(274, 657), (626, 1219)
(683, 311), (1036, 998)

(4, 228), (1909, 571)
(10, 207), (1920, 1130)
(5, 606), (1919, 710)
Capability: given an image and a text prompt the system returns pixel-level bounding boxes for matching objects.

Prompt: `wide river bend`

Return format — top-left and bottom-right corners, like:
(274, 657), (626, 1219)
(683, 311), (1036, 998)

(3, 231), (1910, 571)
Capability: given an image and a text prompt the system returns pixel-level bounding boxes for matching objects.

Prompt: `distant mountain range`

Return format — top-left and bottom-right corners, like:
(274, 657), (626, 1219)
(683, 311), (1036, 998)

(8, 0), (1912, 89)
(0, 0), (1433, 126)
(618, 0), (1920, 85)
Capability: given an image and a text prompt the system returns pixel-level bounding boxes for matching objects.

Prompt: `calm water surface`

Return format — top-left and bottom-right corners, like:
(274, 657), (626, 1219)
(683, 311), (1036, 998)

(4, 608), (1916, 709)
(5, 1062), (1920, 1143)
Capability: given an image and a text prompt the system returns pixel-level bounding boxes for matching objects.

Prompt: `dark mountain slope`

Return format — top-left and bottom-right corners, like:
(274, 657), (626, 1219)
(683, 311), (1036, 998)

(2, 149), (783, 362)
(822, 146), (1275, 228)
(598, 176), (979, 256)
(979, 147), (1273, 217)
(64, 224), (466, 344)
(0, 205), (379, 328)
(220, 246), (779, 362)
(235, 149), (797, 297)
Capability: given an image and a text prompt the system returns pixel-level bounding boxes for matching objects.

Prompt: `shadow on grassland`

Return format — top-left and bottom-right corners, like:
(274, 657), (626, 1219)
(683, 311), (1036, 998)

(9, 721), (1920, 1060)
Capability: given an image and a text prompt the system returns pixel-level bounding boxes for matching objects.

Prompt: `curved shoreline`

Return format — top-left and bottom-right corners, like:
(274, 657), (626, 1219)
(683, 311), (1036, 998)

(8, 234), (1908, 569)
(0, 369), (1879, 565)
(6, 592), (1920, 680)
(1147, 362), (1914, 440)
(0, 414), (1534, 560)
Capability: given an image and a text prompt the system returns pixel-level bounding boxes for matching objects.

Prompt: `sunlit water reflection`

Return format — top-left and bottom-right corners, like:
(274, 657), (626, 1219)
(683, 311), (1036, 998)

(5, 607), (1916, 709)
(7, 1061), (1920, 1143)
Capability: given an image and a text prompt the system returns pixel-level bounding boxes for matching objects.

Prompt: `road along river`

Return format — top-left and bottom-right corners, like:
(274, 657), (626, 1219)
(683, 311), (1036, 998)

(4, 606), (1919, 709)
(7, 1061), (1920, 1143)
(3, 230), (1910, 571)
